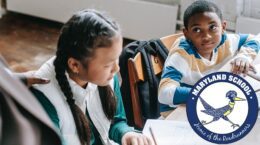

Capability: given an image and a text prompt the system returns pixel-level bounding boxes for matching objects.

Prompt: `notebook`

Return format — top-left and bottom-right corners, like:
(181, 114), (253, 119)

(143, 119), (215, 145)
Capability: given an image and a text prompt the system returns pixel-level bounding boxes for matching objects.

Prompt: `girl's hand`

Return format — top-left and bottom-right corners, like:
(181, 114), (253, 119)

(231, 57), (256, 76)
(121, 132), (154, 145)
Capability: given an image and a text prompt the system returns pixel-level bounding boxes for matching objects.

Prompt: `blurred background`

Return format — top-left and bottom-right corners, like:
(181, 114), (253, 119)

(1, 0), (260, 72)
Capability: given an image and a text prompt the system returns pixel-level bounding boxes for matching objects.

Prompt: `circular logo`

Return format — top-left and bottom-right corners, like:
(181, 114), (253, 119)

(187, 72), (258, 144)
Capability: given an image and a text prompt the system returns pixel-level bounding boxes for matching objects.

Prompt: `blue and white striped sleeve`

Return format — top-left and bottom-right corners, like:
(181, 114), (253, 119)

(158, 50), (192, 107)
(236, 34), (260, 62)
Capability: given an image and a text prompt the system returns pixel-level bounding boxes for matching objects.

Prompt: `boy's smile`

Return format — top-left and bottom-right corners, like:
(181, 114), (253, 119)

(183, 12), (226, 60)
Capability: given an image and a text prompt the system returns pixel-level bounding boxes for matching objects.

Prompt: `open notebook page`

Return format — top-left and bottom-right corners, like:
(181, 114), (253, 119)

(143, 119), (215, 145)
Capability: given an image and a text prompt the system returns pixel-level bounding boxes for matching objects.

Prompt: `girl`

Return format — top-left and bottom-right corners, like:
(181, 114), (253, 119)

(33, 9), (152, 145)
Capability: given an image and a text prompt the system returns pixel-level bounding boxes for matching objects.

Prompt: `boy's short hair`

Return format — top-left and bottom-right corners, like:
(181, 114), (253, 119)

(183, 0), (223, 29)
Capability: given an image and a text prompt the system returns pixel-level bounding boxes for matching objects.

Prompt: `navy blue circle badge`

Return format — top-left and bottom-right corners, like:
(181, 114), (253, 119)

(187, 72), (258, 144)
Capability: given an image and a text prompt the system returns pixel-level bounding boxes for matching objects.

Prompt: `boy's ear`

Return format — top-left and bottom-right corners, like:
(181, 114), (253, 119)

(183, 28), (189, 39)
(222, 20), (227, 33)
(67, 57), (81, 74)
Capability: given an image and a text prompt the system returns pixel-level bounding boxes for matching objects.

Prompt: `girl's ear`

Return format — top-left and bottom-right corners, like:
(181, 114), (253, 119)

(222, 20), (227, 34)
(67, 57), (81, 74)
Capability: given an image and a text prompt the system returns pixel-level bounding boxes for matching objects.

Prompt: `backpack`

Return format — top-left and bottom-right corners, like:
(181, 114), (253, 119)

(119, 39), (169, 127)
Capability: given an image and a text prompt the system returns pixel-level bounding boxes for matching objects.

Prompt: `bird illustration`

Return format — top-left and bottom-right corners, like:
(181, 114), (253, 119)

(199, 90), (246, 129)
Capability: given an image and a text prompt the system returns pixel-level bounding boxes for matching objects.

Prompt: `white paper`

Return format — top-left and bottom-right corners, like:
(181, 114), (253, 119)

(143, 119), (215, 145)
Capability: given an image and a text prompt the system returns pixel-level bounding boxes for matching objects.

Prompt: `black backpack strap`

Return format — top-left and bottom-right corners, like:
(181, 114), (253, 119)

(154, 39), (169, 59)
(119, 39), (170, 124)
(138, 39), (169, 118)
(119, 40), (149, 125)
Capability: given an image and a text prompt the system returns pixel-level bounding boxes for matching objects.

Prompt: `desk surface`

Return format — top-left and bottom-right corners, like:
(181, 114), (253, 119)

(166, 106), (260, 145)
(162, 55), (260, 145)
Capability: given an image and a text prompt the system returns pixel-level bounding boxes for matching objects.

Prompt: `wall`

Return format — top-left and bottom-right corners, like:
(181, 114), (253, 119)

(6, 0), (178, 40)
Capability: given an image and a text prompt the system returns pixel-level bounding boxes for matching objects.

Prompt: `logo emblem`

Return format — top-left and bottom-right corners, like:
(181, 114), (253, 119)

(187, 72), (258, 144)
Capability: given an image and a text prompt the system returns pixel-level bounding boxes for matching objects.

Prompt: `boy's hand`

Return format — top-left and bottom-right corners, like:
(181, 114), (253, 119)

(231, 57), (256, 76)
(121, 132), (154, 145)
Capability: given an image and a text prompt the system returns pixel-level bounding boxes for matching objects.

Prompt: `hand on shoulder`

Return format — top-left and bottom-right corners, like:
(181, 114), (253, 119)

(15, 71), (50, 87)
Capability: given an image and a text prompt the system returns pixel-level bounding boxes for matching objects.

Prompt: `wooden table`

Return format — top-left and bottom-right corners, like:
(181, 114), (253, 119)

(166, 106), (260, 145)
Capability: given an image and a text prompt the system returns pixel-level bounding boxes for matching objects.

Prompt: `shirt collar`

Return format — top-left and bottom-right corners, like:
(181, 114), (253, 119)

(65, 72), (97, 108)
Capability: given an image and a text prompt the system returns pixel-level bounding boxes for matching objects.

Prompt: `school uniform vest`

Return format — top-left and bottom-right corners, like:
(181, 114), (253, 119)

(33, 57), (118, 145)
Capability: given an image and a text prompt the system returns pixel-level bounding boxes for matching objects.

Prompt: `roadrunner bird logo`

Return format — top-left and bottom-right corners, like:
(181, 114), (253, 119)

(199, 90), (246, 129)
(187, 72), (258, 144)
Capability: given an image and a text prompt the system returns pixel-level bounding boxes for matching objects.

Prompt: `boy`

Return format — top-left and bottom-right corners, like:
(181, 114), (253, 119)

(158, 0), (260, 113)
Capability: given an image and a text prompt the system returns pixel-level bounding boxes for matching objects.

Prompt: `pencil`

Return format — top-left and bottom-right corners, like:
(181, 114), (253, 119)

(149, 126), (158, 145)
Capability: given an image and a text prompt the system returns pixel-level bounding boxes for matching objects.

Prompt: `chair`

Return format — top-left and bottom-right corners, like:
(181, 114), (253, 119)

(127, 33), (182, 128)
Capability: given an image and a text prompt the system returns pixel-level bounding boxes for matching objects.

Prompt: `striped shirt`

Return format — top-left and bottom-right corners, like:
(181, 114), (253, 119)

(158, 33), (260, 112)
